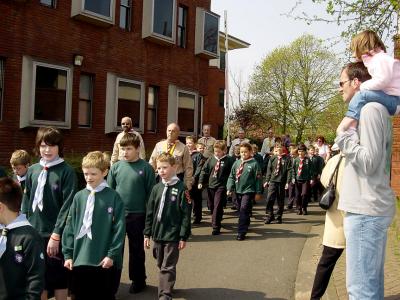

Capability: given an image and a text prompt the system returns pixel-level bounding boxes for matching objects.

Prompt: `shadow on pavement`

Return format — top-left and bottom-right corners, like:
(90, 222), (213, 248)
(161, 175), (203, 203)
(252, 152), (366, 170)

(175, 287), (286, 300)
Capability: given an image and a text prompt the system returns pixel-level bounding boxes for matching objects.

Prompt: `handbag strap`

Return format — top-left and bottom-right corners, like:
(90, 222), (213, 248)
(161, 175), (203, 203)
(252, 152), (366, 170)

(328, 155), (343, 187)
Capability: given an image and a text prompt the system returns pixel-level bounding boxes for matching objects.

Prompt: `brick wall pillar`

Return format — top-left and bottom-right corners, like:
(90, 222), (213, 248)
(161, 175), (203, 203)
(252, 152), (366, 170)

(391, 34), (400, 195)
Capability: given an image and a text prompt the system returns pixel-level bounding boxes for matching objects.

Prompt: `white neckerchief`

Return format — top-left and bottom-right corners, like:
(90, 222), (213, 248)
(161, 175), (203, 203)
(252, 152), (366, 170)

(0, 214), (31, 258)
(76, 181), (108, 240)
(32, 157), (64, 212)
(17, 175), (26, 183)
(157, 176), (180, 222)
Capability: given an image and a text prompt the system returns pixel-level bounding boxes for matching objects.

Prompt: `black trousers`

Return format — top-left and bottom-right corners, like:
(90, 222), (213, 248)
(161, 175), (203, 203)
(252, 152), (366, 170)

(310, 246), (344, 299)
(71, 266), (115, 300)
(207, 187), (226, 229)
(265, 182), (285, 218)
(237, 193), (254, 234)
(287, 181), (297, 208)
(126, 213), (146, 284)
(311, 178), (324, 201)
(190, 185), (203, 222)
(296, 180), (310, 210)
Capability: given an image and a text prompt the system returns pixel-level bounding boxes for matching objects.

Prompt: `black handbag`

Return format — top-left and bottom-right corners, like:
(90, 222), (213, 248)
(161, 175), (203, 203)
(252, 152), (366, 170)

(319, 155), (343, 210)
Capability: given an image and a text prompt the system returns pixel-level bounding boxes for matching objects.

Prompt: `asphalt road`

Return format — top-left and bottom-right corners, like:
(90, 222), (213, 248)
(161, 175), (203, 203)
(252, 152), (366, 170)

(116, 199), (325, 300)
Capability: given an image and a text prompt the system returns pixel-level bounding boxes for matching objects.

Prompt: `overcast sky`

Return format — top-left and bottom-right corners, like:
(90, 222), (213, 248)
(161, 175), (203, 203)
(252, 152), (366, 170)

(211, 1), (347, 87)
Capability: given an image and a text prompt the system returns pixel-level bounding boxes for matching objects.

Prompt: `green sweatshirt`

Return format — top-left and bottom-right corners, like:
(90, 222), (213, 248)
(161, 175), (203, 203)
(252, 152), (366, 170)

(291, 157), (315, 181)
(107, 159), (156, 214)
(199, 156), (235, 188)
(62, 187), (125, 269)
(144, 181), (191, 242)
(309, 155), (325, 176)
(227, 158), (262, 194)
(265, 155), (292, 184)
(21, 162), (78, 237)
(0, 226), (45, 300)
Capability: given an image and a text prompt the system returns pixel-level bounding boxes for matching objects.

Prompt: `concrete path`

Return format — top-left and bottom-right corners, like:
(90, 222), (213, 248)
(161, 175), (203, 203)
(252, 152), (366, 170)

(116, 202), (326, 300)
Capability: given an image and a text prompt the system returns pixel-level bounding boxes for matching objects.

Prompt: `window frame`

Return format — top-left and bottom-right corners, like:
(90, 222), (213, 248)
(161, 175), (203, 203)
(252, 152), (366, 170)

(177, 5), (188, 48)
(40, 0), (56, 8)
(28, 61), (72, 127)
(119, 0), (132, 31)
(71, 0), (115, 25)
(147, 85), (159, 133)
(78, 73), (94, 128)
(142, 0), (177, 44)
(195, 7), (220, 58)
(176, 89), (198, 136)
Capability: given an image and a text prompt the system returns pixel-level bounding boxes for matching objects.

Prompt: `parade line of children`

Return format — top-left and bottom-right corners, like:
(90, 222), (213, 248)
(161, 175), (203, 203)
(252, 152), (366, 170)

(0, 126), (325, 300)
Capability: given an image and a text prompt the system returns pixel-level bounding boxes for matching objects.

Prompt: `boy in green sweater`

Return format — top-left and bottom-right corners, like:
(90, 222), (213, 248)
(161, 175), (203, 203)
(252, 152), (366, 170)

(0, 177), (45, 300)
(291, 144), (315, 215)
(22, 127), (78, 300)
(63, 151), (125, 300)
(107, 133), (156, 294)
(144, 153), (192, 300)
(227, 142), (263, 241)
(10, 149), (31, 191)
(198, 140), (235, 235)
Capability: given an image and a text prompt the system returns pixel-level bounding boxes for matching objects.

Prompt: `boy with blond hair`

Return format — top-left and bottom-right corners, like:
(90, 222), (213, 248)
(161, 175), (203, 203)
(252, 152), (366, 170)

(10, 149), (31, 190)
(62, 151), (125, 300)
(144, 153), (192, 300)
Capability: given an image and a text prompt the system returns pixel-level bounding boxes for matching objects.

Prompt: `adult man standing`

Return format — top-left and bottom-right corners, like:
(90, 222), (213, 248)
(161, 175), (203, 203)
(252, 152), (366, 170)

(260, 129), (275, 157)
(111, 116), (146, 164)
(335, 62), (395, 300)
(228, 128), (250, 156)
(197, 124), (217, 158)
(149, 123), (193, 190)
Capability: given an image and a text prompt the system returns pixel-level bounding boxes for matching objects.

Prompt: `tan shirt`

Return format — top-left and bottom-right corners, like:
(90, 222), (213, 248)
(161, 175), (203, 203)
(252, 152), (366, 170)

(197, 136), (216, 158)
(149, 140), (193, 190)
(111, 131), (146, 164)
(321, 154), (345, 249)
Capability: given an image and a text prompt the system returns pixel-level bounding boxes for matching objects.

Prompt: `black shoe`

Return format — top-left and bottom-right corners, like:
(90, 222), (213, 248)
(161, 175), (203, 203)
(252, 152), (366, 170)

(129, 282), (146, 294)
(276, 217), (282, 224)
(236, 234), (245, 241)
(212, 229), (220, 235)
(297, 210), (303, 215)
(303, 209), (308, 215)
(286, 205), (293, 210)
(193, 219), (201, 224)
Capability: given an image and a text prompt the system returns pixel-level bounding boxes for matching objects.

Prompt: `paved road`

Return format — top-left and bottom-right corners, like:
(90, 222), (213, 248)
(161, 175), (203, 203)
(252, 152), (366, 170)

(117, 201), (325, 300)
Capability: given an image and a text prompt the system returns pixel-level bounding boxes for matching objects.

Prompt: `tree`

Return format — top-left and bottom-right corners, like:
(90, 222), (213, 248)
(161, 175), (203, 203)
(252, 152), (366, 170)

(290, 0), (399, 42)
(247, 34), (339, 143)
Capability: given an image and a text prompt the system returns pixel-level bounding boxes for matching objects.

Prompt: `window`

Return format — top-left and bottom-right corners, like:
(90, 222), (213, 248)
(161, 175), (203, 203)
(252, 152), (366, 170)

(142, 0), (176, 44)
(0, 59), (4, 121)
(71, 0), (115, 25)
(79, 74), (93, 127)
(195, 8), (219, 58)
(104, 73), (145, 133)
(197, 96), (203, 136)
(119, 0), (131, 30)
(19, 57), (73, 128)
(178, 91), (196, 134)
(147, 86), (159, 132)
(177, 5), (187, 48)
(219, 88), (225, 107)
(40, 0), (56, 8)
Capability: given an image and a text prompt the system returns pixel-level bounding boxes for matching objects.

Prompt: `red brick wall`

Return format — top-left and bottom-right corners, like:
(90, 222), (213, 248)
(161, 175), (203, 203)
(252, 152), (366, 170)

(0, 0), (213, 165)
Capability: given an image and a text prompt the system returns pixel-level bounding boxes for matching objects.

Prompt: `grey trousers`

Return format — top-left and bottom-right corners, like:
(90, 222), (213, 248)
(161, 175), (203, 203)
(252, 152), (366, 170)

(153, 241), (180, 300)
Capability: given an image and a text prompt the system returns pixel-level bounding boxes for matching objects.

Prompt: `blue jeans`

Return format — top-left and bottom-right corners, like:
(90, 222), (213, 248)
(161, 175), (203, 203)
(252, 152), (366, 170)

(346, 90), (400, 120)
(344, 212), (393, 300)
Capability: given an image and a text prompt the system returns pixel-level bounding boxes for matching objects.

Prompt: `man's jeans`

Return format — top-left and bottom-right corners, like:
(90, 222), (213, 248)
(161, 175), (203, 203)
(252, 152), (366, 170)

(344, 212), (393, 300)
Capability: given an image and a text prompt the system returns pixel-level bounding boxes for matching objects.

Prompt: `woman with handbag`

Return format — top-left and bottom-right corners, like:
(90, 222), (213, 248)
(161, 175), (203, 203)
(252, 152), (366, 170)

(310, 147), (345, 300)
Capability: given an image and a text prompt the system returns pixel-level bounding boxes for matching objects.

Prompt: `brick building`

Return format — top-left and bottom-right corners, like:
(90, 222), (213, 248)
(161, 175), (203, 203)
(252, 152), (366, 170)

(0, 0), (249, 164)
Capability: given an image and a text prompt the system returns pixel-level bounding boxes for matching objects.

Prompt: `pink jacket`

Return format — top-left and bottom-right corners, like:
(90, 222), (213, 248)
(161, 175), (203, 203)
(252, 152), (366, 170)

(360, 50), (400, 96)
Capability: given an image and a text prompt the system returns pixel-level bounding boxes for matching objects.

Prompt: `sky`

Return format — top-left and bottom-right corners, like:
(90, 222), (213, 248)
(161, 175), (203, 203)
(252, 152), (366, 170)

(211, 0), (347, 98)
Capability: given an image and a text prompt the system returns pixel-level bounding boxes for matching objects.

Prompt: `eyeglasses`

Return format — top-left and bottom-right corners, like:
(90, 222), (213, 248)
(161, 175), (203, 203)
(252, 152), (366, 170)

(339, 79), (351, 87)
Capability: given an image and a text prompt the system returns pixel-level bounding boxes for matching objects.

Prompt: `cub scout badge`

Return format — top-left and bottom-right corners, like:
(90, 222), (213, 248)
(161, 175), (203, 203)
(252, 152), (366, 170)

(14, 245), (22, 251)
(185, 190), (192, 204)
(171, 188), (178, 202)
(15, 253), (23, 263)
(107, 207), (113, 214)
